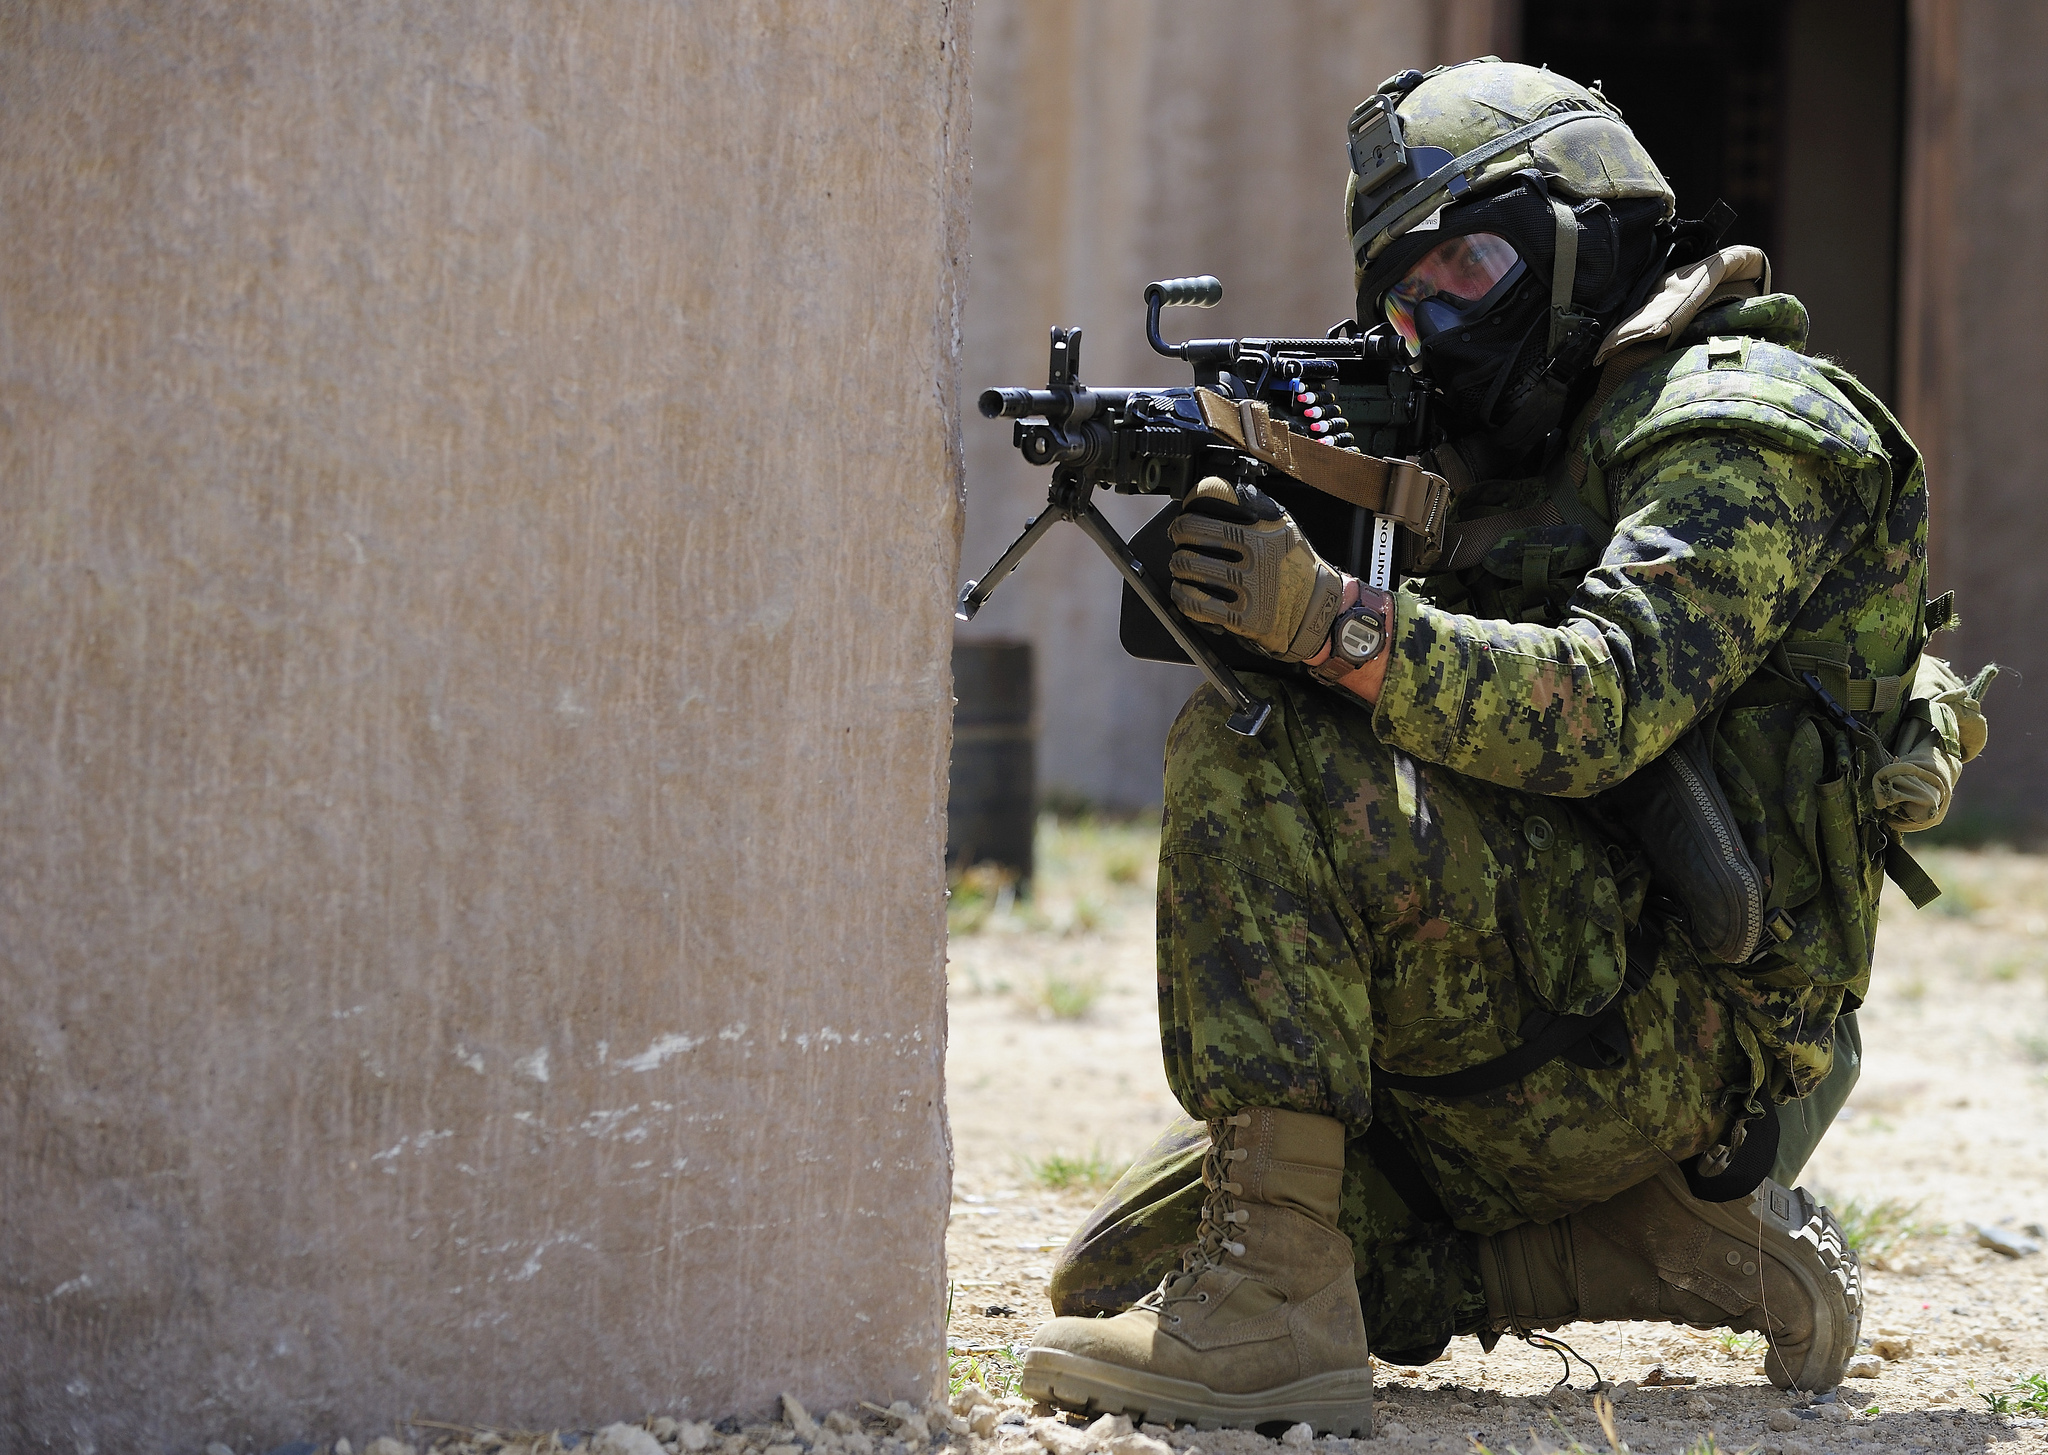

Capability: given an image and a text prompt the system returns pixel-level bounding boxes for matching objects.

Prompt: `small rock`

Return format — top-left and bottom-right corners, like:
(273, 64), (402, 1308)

(1971, 1222), (2041, 1258)
(207, 1445), (236, 1455)
(842, 1433), (875, 1455)
(1782, 1441), (1812, 1455)
(970, 1407), (1002, 1438)
(1609, 1381), (1637, 1404)
(1549, 1387), (1582, 1410)
(1844, 1354), (1884, 1379)
(784, 1397), (821, 1443)
(827, 1414), (861, 1435)
(1087, 1414), (1136, 1443)
(1686, 1395), (1715, 1419)
(1281, 1426), (1314, 1448)
(594, 1428), (671, 1455)
(1379, 1423), (1411, 1441)
(1870, 1333), (1914, 1360)
(362, 1442), (414, 1455)
(1821, 1403), (1854, 1423)
(897, 1415), (931, 1447)
(337, 1443), (354, 1455)
(1030, 1420), (1092, 1455)
(1640, 1364), (1696, 1387)
(764, 1445), (804, 1455)
(1768, 1410), (1802, 1433)
(678, 1423), (717, 1452)
(1108, 1437), (1173, 1455)
(652, 1419), (681, 1441)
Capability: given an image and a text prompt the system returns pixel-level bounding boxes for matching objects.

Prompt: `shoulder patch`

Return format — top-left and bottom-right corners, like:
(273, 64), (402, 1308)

(1589, 338), (1889, 514)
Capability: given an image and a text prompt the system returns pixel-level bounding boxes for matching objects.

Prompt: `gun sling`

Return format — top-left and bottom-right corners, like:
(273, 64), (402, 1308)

(1194, 387), (1448, 550)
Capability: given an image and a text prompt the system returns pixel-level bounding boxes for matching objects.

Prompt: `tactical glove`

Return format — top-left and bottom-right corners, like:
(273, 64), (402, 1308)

(1168, 476), (1345, 662)
(1872, 662), (1996, 832)
(1871, 715), (1961, 831)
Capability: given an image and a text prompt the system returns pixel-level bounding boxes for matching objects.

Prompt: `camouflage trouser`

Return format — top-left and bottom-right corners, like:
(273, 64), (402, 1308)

(1050, 677), (1751, 1361)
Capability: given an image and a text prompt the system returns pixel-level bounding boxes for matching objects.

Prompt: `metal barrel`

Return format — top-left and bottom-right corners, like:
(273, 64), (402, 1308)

(947, 639), (1036, 881)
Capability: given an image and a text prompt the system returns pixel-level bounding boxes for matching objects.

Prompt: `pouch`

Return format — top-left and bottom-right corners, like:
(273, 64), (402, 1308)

(1605, 719), (1767, 964)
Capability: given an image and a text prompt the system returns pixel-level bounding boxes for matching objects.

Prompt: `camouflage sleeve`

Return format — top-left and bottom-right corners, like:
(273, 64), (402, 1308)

(1372, 433), (1863, 796)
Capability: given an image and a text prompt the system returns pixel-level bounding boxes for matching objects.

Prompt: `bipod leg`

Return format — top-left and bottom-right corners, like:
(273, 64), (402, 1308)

(1071, 503), (1272, 737)
(955, 504), (1064, 621)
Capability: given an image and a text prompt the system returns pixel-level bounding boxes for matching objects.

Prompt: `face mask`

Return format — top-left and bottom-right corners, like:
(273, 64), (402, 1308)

(1382, 233), (1527, 354)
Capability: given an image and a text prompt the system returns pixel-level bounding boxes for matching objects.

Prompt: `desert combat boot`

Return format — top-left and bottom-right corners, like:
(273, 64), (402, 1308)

(1478, 1164), (1862, 1390)
(1021, 1108), (1373, 1435)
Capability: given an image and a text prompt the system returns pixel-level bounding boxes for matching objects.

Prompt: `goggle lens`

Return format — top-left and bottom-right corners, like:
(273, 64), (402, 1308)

(1382, 233), (1522, 354)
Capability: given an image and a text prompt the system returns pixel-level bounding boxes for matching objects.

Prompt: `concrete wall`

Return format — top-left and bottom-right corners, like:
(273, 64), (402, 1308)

(1899, 0), (2048, 826)
(958, 0), (1504, 810)
(0, 4), (966, 1447)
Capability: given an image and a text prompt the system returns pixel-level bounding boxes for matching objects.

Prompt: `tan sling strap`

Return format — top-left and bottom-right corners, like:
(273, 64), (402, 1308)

(1193, 387), (1450, 554)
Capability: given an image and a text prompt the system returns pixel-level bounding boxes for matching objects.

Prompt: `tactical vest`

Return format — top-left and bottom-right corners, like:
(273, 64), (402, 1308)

(1415, 284), (1936, 1105)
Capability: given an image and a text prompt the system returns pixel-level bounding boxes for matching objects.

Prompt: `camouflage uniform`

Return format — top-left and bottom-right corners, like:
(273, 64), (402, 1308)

(1051, 289), (1962, 1361)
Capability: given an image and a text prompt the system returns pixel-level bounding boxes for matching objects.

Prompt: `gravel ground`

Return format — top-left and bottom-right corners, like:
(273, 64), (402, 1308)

(939, 822), (2048, 1455)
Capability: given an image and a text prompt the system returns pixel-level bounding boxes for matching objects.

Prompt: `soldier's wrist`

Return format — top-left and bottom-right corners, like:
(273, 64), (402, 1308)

(1305, 577), (1363, 668)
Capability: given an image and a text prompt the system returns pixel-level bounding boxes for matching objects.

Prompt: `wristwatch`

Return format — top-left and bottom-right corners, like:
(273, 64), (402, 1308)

(1309, 585), (1392, 686)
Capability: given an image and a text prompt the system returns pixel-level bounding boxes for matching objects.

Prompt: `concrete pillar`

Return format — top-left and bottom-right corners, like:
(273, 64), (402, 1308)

(958, 1), (1509, 809)
(1899, 0), (2048, 824)
(0, 4), (966, 1447)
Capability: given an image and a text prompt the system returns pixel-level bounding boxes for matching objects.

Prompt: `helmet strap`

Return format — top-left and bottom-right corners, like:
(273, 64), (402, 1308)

(1547, 194), (1585, 353)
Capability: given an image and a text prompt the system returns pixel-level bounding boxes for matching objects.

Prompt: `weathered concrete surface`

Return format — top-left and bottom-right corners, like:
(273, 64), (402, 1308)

(957, 1), (1511, 809)
(1899, 0), (2048, 825)
(0, 3), (965, 1446)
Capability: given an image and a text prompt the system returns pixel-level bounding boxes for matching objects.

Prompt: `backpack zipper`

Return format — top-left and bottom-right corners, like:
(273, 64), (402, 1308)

(1668, 740), (1765, 961)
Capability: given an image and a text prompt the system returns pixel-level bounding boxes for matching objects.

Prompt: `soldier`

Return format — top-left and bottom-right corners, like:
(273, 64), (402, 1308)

(1019, 59), (1995, 1435)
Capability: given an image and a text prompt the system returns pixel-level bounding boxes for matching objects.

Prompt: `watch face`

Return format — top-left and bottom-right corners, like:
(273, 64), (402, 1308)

(1337, 613), (1384, 662)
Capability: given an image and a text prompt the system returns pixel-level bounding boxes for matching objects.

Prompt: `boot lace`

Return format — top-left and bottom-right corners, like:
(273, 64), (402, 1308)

(1139, 1113), (1253, 1322)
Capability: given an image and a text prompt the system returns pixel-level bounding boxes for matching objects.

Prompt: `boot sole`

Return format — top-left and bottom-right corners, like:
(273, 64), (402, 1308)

(1675, 1170), (1863, 1391)
(1018, 1346), (1375, 1436)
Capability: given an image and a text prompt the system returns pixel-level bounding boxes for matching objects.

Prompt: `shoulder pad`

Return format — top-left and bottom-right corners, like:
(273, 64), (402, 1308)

(1589, 336), (1889, 514)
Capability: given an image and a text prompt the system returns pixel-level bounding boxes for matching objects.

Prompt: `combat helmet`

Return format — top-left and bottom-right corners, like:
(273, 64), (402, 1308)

(1346, 60), (1678, 442)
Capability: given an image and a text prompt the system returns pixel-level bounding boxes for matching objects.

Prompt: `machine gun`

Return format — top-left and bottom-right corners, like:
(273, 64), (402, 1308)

(958, 275), (1446, 737)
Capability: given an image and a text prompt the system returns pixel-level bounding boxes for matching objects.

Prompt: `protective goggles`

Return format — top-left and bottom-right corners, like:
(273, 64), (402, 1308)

(1382, 232), (1527, 355)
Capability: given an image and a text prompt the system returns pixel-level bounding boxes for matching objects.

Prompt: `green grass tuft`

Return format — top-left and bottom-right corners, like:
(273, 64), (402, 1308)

(1024, 971), (1103, 1020)
(1023, 1145), (1127, 1192)
(1832, 1195), (1936, 1261)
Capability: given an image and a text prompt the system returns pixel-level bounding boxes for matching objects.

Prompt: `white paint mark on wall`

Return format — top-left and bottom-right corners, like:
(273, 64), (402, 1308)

(49, 1274), (92, 1301)
(621, 1033), (704, 1071)
(509, 1232), (592, 1282)
(330, 1004), (368, 1020)
(514, 1046), (550, 1083)
(371, 1130), (456, 1169)
(578, 1106), (642, 1138)
(456, 1044), (486, 1074)
(718, 1022), (748, 1041)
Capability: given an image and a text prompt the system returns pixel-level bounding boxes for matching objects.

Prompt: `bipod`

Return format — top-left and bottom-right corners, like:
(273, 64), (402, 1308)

(954, 466), (1273, 737)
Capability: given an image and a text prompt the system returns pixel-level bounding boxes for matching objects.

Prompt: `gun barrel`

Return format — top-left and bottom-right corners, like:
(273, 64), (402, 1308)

(977, 386), (1137, 420)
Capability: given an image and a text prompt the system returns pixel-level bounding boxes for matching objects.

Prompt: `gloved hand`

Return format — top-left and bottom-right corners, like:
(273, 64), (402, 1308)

(1872, 662), (1997, 832)
(1168, 475), (1345, 661)
(1871, 713), (1961, 831)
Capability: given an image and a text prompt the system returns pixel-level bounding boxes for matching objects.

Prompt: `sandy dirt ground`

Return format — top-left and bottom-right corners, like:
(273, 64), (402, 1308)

(942, 821), (2048, 1455)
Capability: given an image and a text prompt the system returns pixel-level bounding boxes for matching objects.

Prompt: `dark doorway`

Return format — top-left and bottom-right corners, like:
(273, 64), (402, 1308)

(1520, 0), (1906, 403)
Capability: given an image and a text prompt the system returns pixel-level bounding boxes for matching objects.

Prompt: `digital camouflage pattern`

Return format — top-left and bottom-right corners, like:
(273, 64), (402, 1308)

(1348, 60), (1674, 281)
(1378, 291), (1947, 1097)
(1052, 289), (1958, 1356)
